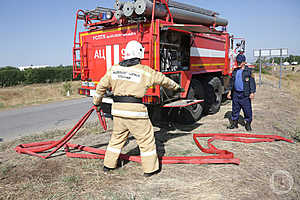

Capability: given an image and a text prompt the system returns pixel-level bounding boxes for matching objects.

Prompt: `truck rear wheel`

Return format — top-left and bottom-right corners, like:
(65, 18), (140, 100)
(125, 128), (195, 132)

(207, 77), (223, 114)
(176, 79), (204, 124)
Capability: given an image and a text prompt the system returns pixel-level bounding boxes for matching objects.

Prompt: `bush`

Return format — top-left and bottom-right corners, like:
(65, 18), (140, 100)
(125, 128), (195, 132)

(292, 128), (300, 142)
(62, 82), (73, 96)
(253, 64), (271, 75)
(24, 66), (73, 84)
(0, 65), (77, 87)
(0, 67), (24, 87)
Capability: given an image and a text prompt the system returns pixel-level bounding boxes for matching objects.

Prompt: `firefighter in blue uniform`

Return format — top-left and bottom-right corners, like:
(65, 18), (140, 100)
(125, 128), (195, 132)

(227, 52), (256, 131)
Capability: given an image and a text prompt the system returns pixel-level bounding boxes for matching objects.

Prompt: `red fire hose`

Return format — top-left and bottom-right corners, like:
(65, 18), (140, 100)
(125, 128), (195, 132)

(15, 106), (294, 165)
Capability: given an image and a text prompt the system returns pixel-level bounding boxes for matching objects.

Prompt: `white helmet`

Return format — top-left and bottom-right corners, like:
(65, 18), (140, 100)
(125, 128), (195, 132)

(124, 40), (145, 60)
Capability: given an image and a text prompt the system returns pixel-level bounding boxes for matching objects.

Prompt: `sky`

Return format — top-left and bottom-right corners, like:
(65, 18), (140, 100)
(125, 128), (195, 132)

(0, 0), (300, 67)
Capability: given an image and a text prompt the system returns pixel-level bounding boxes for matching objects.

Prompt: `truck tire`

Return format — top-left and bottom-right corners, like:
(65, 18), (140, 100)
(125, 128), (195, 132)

(177, 79), (204, 124)
(207, 77), (223, 114)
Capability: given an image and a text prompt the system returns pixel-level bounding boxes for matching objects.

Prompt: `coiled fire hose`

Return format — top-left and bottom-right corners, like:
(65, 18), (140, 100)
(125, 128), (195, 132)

(15, 106), (294, 165)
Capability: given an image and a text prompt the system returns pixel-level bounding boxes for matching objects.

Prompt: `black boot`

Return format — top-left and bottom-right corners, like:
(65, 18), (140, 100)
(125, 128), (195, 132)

(144, 169), (160, 178)
(103, 166), (116, 172)
(227, 120), (238, 129)
(245, 121), (252, 131)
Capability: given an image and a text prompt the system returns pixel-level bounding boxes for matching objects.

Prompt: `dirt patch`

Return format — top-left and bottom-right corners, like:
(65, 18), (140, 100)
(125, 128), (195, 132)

(1, 75), (300, 200)
(1, 160), (63, 184)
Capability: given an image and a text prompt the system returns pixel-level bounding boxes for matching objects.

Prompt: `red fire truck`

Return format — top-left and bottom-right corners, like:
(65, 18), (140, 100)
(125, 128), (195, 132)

(73, 0), (245, 124)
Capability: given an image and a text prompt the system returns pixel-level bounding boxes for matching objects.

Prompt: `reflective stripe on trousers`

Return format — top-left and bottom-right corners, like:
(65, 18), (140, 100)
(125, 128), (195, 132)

(104, 117), (159, 173)
(111, 109), (148, 118)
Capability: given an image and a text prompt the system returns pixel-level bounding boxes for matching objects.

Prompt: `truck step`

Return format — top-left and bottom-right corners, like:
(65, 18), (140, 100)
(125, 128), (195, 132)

(162, 99), (204, 108)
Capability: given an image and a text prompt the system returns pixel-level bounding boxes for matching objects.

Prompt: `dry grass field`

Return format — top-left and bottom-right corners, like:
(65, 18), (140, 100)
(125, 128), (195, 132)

(0, 73), (300, 199)
(264, 70), (300, 98)
(0, 81), (83, 110)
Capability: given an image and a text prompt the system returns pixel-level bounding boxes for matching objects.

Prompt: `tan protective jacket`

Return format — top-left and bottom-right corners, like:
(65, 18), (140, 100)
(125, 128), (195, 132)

(93, 64), (180, 119)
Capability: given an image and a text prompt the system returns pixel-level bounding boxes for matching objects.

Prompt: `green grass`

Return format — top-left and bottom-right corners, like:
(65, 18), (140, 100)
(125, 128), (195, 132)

(80, 160), (103, 170)
(102, 190), (137, 200)
(292, 128), (300, 142)
(62, 175), (81, 190)
(0, 164), (16, 176)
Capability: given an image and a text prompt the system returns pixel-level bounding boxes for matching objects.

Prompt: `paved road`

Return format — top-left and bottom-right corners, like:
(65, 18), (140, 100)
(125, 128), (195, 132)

(0, 98), (92, 142)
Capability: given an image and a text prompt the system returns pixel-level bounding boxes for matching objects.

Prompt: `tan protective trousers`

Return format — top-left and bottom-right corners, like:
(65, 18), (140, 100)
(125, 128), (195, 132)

(103, 116), (159, 173)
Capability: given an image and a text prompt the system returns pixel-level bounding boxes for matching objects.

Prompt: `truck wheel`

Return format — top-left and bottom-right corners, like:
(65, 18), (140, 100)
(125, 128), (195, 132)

(177, 79), (204, 124)
(207, 77), (223, 114)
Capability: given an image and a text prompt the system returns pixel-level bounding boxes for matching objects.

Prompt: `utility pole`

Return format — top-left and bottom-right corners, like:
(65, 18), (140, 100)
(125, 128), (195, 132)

(259, 55), (262, 86)
(279, 56), (283, 89)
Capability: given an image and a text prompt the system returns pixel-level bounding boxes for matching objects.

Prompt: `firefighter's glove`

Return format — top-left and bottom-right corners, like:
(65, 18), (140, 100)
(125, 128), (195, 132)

(93, 103), (101, 112)
(177, 87), (185, 93)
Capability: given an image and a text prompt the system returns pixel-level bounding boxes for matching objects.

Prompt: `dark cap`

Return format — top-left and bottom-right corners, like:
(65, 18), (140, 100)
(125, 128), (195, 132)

(236, 54), (246, 65)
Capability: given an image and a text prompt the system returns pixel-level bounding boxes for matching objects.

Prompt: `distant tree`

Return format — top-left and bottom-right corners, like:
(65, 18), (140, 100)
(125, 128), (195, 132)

(264, 55), (300, 65)
(268, 57), (281, 64)
(1, 65), (78, 87)
(255, 57), (268, 65)
(0, 66), (16, 71)
(0, 67), (24, 87)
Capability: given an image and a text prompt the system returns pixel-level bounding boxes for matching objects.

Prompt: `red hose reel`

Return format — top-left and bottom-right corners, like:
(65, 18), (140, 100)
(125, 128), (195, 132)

(15, 106), (294, 165)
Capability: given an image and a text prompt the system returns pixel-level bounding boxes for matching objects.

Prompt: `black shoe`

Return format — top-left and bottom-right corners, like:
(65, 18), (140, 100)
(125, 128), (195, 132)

(227, 120), (238, 129)
(103, 166), (115, 172)
(144, 170), (160, 178)
(245, 122), (252, 131)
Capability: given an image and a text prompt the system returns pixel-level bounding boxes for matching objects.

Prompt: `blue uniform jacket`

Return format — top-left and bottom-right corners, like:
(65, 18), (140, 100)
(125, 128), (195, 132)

(229, 66), (256, 97)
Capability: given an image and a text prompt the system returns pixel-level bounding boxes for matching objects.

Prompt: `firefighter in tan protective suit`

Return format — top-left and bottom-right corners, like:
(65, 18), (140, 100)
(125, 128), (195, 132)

(93, 40), (183, 177)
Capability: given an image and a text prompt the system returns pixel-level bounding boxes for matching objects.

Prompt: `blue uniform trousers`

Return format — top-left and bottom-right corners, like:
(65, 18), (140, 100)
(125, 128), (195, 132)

(232, 91), (252, 123)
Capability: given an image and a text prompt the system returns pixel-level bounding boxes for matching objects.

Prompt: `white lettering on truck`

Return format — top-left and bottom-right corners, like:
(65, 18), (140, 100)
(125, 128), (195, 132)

(93, 35), (106, 40)
(94, 45), (126, 63)
(92, 32), (137, 41)
(94, 49), (106, 60)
